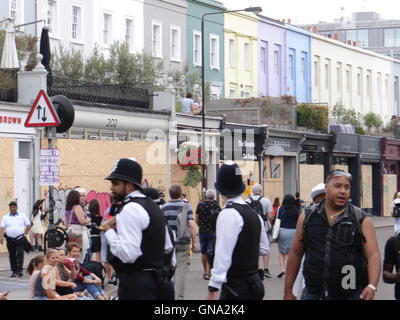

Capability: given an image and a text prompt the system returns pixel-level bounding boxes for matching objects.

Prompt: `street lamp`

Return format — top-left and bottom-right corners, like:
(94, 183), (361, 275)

(200, 6), (262, 197)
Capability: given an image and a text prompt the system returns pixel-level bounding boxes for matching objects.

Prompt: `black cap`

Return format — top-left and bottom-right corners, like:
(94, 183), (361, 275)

(142, 187), (161, 203)
(8, 201), (17, 207)
(105, 158), (143, 189)
(214, 161), (246, 197)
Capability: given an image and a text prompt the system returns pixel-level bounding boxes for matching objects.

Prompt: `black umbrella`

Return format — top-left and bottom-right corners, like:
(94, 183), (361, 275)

(39, 27), (52, 87)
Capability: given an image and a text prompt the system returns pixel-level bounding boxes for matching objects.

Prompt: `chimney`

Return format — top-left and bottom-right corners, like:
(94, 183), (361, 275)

(312, 26), (318, 33)
(333, 34), (339, 40)
(288, 18), (292, 24)
(347, 40), (352, 45)
(353, 41), (357, 46)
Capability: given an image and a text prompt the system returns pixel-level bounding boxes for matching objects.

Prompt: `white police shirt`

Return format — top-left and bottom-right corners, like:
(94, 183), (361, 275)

(209, 196), (269, 290)
(105, 190), (173, 264)
(0, 212), (31, 238)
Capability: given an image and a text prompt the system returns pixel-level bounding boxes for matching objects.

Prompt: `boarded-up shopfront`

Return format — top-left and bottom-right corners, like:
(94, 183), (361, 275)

(298, 135), (330, 206)
(359, 136), (382, 216)
(382, 138), (400, 217)
(264, 131), (301, 203)
(332, 133), (360, 207)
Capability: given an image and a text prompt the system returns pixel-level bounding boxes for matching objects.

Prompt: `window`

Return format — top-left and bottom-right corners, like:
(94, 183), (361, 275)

(10, 0), (17, 21)
(289, 54), (295, 81)
(324, 59), (330, 89)
(244, 43), (250, 70)
(337, 62), (342, 91)
(346, 65), (351, 94)
(19, 142), (30, 160)
(261, 46), (266, 74)
(125, 18), (134, 50)
(152, 21), (162, 58)
(229, 89), (236, 98)
(229, 39), (235, 67)
(71, 6), (81, 41)
(377, 73), (382, 98)
(47, 0), (57, 35)
(314, 56), (320, 87)
(274, 50), (279, 76)
(357, 70), (362, 96)
(384, 28), (396, 47)
(210, 35), (219, 70)
(366, 71), (371, 97)
(103, 13), (112, 45)
(300, 57), (306, 83)
(193, 31), (201, 66)
(170, 26), (181, 62)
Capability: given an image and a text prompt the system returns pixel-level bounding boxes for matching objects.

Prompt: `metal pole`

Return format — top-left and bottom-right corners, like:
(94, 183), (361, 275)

(45, 127), (56, 249)
(201, 16), (206, 199)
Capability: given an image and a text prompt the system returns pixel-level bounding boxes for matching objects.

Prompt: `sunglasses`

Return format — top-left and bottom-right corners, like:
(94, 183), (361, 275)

(326, 170), (352, 182)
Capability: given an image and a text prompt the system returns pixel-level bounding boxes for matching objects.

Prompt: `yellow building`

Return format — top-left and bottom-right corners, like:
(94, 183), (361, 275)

(224, 12), (259, 99)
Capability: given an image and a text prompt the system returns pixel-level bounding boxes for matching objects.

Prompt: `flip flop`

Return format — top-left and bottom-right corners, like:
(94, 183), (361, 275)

(203, 274), (210, 280)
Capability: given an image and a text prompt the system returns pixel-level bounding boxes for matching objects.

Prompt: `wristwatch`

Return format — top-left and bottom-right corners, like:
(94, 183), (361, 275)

(367, 284), (377, 294)
(208, 286), (219, 292)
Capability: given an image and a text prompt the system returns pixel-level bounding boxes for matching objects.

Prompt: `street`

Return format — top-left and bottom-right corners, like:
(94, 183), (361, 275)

(0, 221), (397, 300)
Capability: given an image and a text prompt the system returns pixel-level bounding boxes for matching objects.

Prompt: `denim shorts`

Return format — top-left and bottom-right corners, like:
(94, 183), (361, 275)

(199, 233), (215, 254)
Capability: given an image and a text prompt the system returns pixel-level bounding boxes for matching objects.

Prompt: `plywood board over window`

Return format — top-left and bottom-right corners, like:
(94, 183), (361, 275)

(263, 156), (284, 203)
(299, 164), (324, 206)
(383, 174), (397, 217)
(361, 165), (373, 209)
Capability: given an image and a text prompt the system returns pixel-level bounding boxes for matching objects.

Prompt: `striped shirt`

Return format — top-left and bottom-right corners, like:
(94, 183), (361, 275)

(161, 200), (194, 234)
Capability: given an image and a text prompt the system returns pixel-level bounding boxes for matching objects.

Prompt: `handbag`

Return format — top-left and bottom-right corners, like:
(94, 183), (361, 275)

(271, 206), (281, 242)
(66, 207), (83, 247)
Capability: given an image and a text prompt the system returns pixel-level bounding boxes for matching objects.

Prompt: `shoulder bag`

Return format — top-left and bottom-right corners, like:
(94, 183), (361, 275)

(271, 206), (282, 242)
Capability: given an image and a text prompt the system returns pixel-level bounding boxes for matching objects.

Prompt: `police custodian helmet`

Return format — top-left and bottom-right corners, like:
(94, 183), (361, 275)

(105, 158), (143, 189)
(214, 161), (246, 197)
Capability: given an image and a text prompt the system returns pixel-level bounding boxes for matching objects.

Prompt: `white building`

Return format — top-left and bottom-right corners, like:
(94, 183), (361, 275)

(312, 33), (393, 123)
(33, 0), (144, 57)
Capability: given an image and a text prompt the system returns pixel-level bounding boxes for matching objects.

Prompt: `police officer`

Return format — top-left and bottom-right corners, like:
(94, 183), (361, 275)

(207, 161), (269, 300)
(102, 158), (173, 300)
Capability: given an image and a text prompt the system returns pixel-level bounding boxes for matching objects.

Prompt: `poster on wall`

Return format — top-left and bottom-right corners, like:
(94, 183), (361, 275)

(39, 149), (60, 186)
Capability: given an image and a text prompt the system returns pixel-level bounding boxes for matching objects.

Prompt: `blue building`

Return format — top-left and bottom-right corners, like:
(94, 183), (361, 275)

(285, 24), (312, 103)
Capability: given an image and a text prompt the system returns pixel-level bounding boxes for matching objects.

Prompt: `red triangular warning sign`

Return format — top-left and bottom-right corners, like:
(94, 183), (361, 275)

(25, 90), (60, 127)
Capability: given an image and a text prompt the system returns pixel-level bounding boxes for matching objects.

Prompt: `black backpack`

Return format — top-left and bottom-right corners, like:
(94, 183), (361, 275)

(84, 261), (106, 284)
(248, 196), (266, 220)
(392, 205), (400, 218)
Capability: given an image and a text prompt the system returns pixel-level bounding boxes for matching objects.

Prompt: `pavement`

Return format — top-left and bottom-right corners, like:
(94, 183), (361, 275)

(0, 216), (395, 300)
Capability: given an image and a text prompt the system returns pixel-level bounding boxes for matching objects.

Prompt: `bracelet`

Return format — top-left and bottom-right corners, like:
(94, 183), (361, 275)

(367, 284), (377, 294)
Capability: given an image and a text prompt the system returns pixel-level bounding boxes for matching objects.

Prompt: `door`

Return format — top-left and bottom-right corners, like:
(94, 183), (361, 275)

(284, 157), (297, 197)
(14, 140), (32, 217)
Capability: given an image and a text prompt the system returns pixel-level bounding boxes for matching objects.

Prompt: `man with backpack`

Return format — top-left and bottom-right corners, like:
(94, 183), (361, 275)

(284, 169), (381, 300)
(162, 185), (197, 300)
(245, 184), (273, 278)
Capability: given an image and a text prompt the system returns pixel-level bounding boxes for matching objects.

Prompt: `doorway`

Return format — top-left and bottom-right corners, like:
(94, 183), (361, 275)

(14, 140), (32, 217)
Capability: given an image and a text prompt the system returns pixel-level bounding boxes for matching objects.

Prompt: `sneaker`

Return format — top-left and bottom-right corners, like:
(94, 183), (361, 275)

(107, 279), (118, 286)
(17, 272), (23, 278)
(277, 271), (285, 278)
(10, 273), (17, 278)
(264, 269), (272, 278)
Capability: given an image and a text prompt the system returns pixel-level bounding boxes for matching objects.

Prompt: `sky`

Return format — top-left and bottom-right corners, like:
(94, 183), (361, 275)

(221, 0), (400, 24)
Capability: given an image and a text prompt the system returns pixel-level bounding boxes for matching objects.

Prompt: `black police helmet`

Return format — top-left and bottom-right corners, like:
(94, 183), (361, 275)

(105, 158), (143, 189)
(214, 161), (246, 197)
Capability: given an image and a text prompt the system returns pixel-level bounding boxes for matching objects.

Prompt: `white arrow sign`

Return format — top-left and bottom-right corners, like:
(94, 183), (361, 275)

(24, 90), (60, 127)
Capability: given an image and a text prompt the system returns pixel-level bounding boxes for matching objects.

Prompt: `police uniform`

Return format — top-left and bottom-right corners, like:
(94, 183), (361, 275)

(104, 158), (173, 300)
(208, 162), (268, 300)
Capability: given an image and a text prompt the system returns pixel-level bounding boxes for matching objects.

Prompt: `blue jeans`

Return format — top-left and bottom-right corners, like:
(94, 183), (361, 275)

(74, 276), (105, 299)
(301, 287), (363, 300)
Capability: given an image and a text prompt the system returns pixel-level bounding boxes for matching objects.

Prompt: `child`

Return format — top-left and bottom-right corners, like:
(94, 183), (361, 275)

(27, 255), (46, 299)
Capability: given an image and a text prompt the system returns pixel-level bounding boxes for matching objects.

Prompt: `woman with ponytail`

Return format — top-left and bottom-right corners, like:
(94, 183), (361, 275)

(27, 255), (45, 298)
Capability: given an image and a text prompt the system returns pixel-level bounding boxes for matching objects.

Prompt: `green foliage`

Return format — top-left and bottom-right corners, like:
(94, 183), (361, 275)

(183, 166), (202, 188)
(332, 102), (364, 134)
(0, 71), (16, 90)
(51, 42), (165, 90)
(363, 112), (383, 133)
(296, 104), (329, 132)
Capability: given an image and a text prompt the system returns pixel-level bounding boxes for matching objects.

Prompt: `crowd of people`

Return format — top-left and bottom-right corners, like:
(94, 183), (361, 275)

(3, 157), (400, 300)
